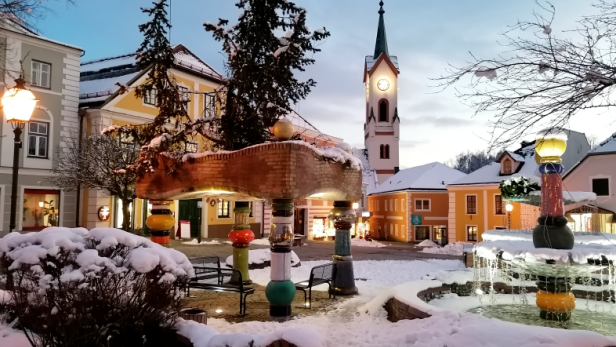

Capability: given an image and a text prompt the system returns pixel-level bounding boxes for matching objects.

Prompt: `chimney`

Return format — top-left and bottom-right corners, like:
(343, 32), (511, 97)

(394, 167), (399, 174)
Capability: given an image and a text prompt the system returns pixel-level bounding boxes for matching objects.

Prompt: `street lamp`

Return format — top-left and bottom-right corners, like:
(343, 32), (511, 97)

(352, 202), (359, 237)
(505, 203), (513, 230)
(2, 78), (38, 232)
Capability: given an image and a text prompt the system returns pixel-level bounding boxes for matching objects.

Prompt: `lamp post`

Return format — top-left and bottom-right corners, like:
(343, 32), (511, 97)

(505, 203), (513, 229)
(352, 202), (359, 237)
(3, 78), (38, 232)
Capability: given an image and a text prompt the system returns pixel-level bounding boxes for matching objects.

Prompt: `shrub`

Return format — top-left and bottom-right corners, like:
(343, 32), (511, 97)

(0, 227), (193, 347)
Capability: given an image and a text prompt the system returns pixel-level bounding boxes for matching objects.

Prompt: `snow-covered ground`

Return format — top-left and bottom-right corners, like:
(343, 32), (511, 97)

(182, 239), (225, 245)
(350, 238), (386, 248)
(421, 242), (468, 256)
(225, 248), (300, 267)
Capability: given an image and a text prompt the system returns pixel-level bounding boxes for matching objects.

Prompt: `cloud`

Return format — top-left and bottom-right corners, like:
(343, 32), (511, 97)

(401, 115), (475, 128)
(399, 140), (426, 149)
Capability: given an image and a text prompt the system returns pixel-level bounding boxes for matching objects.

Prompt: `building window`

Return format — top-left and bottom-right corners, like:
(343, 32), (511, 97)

(385, 145), (390, 159)
(23, 189), (60, 230)
(378, 99), (388, 122)
(503, 159), (512, 174)
(467, 226), (478, 241)
(143, 88), (157, 105)
(115, 198), (133, 229)
(592, 178), (610, 196)
(380, 145), (384, 159)
(31, 61), (51, 88)
(185, 141), (198, 153)
(119, 132), (135, 148)
(384, 199), (387, 211)
(415, 226), (430, 241)
(217, 200), (230, 218)
(203, 93), (216, 118)
(28, 121), (49, 158)
(495, 195), (504, 215)
(495, 226), (506, 230)
(395, 199), (398, 212)
(466, 195), (477, 214)
(415, 199), (430, 211)
(390, 199), (393, 211)
(377, 200), (380, 211)
(401, 199), (405, 212)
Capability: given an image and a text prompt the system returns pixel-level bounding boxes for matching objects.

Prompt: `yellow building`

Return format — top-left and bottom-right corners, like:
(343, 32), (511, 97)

(447, 133), (590, 243)
(77, 44), (268, 238)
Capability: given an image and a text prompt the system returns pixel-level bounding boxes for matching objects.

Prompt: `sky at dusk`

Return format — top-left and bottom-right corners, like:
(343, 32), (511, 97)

(36, 0), (616, 168)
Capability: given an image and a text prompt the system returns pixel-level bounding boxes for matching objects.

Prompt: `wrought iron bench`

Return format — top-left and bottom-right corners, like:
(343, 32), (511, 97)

(294, 262), (336, 308)
(188, 266), (255, 315)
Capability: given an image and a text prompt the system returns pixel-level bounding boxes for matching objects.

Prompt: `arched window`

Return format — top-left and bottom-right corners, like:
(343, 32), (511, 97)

(380, 144), (385, 158)
(385, 145), (390, 159)
(378, 99), (388, 122)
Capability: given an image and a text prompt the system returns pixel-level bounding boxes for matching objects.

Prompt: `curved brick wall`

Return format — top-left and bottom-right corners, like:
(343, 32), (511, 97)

(136, 142), (362, 201)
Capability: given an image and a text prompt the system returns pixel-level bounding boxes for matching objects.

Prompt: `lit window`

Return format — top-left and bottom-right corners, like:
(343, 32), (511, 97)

(415, 199), (430, 211)
(467, 226), (478, 241)
(185, 141), (198, 153)
(31, 61), (50, 88)
(23, 189), (60, 230)
(28, 121), (49, 158)
(218, 200), (230, 218)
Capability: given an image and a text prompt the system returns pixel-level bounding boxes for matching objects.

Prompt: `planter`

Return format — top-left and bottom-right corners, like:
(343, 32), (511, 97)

(180, 308), (207, 325)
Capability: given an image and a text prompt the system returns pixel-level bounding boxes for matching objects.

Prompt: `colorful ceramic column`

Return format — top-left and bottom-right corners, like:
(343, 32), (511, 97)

(265, 199), (296, 318)
(329, 201), (358, 295)
(146, 200), (174, 246)
(228, 201), (254, 284)
(532, 130), (575, 321)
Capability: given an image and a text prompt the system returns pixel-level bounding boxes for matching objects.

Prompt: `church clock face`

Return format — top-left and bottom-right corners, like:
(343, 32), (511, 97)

(377, 79), (390, 91)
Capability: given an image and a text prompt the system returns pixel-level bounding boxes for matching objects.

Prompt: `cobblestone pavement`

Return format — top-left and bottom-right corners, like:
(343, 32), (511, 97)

(183, 285), (336, 323)
(170, 239), (463, 262)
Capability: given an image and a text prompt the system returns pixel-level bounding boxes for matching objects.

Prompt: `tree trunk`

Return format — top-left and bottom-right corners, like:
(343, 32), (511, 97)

(121, 198), (131, 232)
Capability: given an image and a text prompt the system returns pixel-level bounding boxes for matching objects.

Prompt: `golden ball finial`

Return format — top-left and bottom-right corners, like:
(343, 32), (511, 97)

(273, 118), (294, 140)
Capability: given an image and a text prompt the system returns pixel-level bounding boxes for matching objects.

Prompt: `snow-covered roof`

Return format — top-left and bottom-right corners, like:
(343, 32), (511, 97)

(590, 132), (616, 154)
(0, 18), (82, 51)
(79, 44), (222, 104)
(371, 162), (466, 195)
(450, 158), (540, 186)
(353, 148), (378, 194)
(365, 55), (399, 73)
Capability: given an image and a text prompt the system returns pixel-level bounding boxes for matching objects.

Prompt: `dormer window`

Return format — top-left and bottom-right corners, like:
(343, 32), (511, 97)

(503, 159), (512, 174)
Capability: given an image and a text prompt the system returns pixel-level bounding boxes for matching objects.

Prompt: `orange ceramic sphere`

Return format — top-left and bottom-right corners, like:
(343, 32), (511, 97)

(229, 229), (255, 244)
(536, 291), (575, 312)
(146, 214), (175, 231)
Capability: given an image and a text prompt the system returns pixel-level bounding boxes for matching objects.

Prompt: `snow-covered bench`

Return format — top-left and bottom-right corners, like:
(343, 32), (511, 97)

(294, 262), (336, 308)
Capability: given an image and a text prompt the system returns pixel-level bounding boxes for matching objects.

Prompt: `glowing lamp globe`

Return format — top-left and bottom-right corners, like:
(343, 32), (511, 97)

(505, 203), (513, 212)
(273, 118), (294, 140)
(228, 229), (255, 244)
(352, 202), (359, 210)
(2, 80), (37, 123)
(535, 130), (567, 163)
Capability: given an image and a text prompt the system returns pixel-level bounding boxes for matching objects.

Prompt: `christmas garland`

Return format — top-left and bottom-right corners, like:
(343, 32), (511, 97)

(499, 176), (540, 200)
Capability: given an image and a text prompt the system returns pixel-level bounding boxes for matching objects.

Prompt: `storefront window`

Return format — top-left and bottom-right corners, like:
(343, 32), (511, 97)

(115, 198), (133, 229)
(415, 226), (430, 241)
(23, 189), (60, 230)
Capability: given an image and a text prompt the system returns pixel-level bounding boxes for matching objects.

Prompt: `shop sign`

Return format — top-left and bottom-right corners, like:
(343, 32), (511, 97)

(98, 206), (110, 221)
(411, 214), (422, 225)
(361, 211), (371, 218)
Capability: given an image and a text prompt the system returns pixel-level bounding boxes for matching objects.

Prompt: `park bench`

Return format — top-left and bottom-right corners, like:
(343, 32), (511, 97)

(188, 266), (255, 315)
(294, 262), (336, 308)
(293, 234), (306, 247)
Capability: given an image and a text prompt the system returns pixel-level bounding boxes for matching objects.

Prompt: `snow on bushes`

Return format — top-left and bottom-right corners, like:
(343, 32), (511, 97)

(0, 227), (194, 347)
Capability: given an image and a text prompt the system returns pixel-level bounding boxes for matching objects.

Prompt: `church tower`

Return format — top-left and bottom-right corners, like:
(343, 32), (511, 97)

(364, 1), (400, 184)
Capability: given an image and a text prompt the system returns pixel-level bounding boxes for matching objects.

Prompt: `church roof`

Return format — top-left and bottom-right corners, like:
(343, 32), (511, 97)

(373, 1), (389, 59)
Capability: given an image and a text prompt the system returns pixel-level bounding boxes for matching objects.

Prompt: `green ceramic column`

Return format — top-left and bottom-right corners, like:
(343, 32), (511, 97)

(228, 201), (254, 284)
(265, 199), (296, 318)
(329, 201), (358, 295)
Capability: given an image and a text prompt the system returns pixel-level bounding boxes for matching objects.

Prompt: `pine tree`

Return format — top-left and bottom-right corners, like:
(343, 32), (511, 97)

(205, 0), (330, 150)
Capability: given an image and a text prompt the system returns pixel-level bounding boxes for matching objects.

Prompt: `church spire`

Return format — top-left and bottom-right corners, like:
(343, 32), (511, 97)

(373, 1), (389, 59)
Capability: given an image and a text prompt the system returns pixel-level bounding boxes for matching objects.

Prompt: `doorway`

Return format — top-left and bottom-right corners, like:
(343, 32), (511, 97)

(294, 208), (306, 235)
(178, 199), (202, 238)
(433, 226), (447, 245)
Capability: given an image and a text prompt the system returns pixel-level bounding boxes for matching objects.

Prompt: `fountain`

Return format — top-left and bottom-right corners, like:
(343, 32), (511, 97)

(469, 130), (616, 329)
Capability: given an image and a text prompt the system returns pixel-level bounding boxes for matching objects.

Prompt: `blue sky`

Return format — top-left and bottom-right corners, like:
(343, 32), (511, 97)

(37, 0), (614, 168)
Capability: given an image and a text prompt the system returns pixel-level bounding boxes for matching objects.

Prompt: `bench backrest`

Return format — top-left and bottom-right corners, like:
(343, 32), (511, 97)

(191, 256), (221, 269)
(309, 262), (336, 285)
(191, 266), (245, 290)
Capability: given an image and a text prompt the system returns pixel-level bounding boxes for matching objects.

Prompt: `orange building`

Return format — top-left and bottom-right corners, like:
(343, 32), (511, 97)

(447, 133), (590, 243)
(367, 162), (465, 243)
